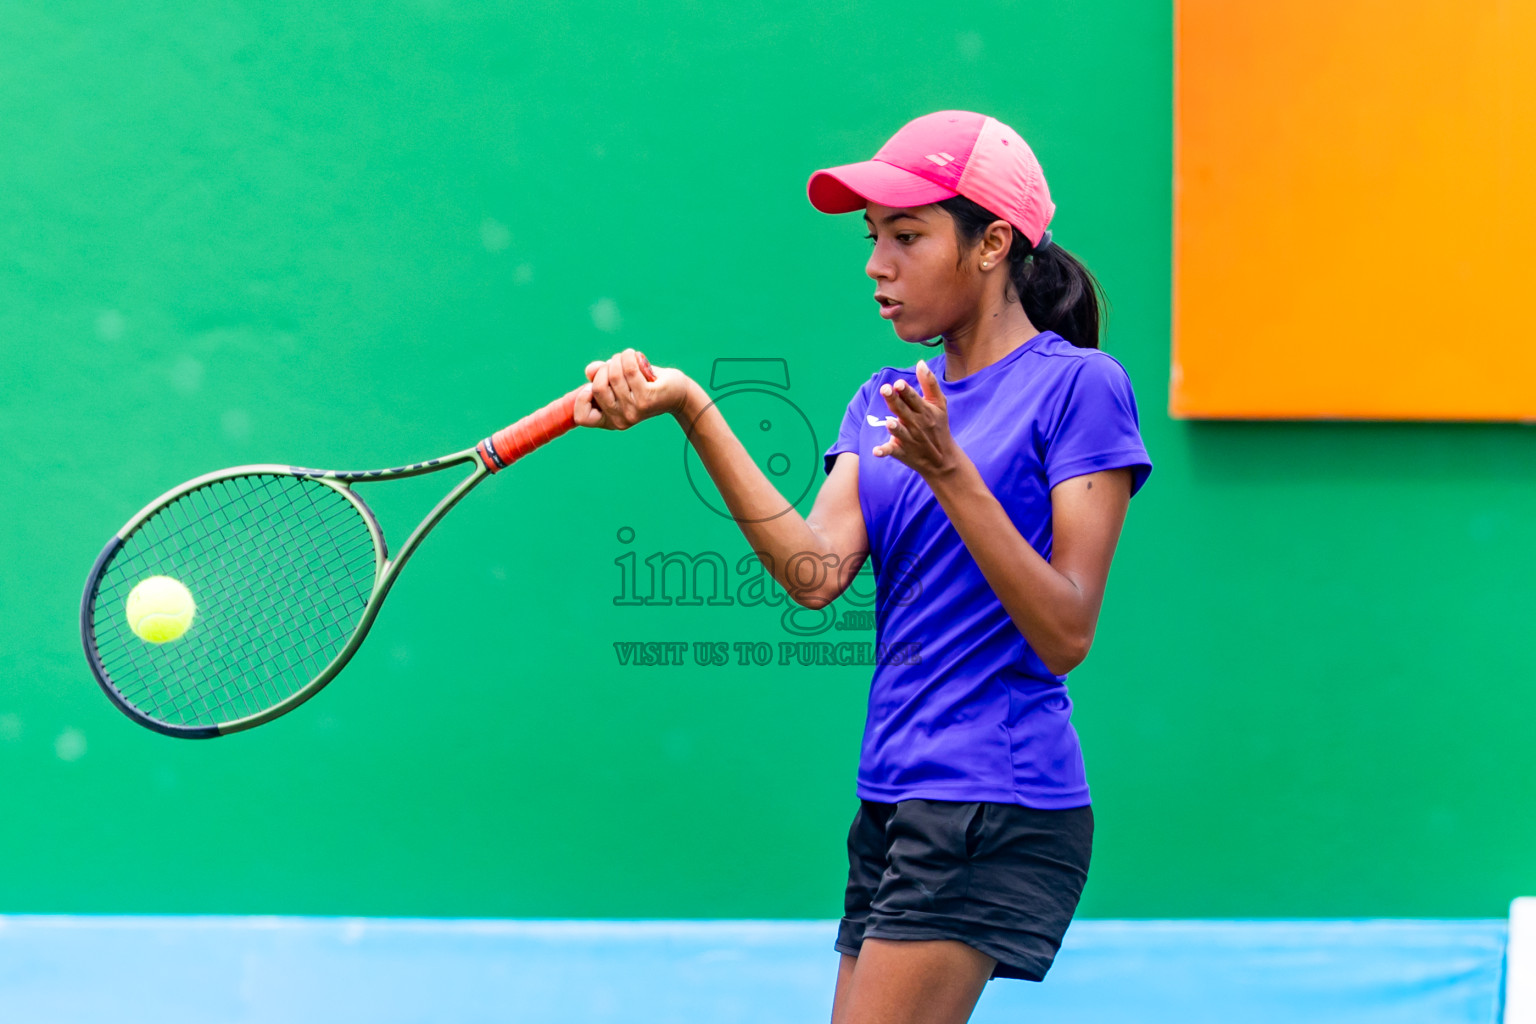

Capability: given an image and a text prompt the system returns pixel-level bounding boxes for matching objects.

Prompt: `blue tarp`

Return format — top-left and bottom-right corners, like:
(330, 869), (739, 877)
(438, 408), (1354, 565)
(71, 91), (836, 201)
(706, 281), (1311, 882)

(0, 916), (1508, 1023)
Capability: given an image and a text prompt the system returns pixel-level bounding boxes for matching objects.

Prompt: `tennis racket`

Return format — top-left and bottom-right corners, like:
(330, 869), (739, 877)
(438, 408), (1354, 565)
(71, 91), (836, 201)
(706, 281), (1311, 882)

(80, 353), (655, 739)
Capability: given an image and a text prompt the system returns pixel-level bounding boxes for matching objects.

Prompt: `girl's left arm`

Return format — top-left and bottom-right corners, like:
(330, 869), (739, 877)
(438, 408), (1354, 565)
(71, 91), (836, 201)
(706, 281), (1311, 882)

(876, 362), (1133, 676)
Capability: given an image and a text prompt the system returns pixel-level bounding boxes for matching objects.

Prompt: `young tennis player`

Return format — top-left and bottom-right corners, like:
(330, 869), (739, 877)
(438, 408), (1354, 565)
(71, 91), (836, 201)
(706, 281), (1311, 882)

(575, 110), (1151, 1024)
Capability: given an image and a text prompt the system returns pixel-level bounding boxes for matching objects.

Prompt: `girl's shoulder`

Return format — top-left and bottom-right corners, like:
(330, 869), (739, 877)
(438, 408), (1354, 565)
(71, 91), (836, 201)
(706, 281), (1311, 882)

(844, 332), (1137, 401)
(1021, 335), (1140, 404)
(1022, 331), (1132, 373)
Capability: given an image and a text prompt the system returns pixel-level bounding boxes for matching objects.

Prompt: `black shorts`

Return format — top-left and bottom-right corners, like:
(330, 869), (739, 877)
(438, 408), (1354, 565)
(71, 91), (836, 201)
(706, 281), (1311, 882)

(835, 798), (1093, 981)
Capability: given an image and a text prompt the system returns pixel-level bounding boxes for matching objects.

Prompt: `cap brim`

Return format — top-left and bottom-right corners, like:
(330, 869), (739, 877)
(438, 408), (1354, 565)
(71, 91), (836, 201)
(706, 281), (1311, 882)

(807, 159), (958, 214)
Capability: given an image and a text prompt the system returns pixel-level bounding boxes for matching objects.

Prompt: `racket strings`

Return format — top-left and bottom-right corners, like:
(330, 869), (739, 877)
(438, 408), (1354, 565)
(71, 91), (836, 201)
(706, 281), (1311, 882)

(102, 479), (316, 716)
(98, 478), (309, 721)
(188, 479), (380, 720)
(89, 474), (380, 728)
(105, 478), (377, 724)
(170, 489), (374, 718)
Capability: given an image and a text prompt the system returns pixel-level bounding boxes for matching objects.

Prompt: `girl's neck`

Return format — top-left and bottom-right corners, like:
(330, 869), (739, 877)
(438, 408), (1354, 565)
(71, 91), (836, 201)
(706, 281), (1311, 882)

(937, 293), (1040, 382)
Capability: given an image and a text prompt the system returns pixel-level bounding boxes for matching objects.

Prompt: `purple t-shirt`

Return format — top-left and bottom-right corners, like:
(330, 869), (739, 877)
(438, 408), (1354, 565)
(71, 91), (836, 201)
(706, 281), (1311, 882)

(822, 330), (1152, 808)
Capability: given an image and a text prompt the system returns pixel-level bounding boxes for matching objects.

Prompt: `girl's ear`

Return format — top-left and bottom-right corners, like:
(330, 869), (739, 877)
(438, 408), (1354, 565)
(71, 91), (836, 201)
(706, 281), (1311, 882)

(979, 219), (1014, 270)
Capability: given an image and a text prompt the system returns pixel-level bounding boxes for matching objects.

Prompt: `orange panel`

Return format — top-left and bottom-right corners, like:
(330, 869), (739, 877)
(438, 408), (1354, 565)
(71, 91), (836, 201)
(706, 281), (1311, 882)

(1172, 0), (1536, 420)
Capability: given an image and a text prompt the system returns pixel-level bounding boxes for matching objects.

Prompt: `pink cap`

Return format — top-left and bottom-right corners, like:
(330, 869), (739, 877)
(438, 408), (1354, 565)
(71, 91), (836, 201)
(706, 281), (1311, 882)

(807, 110), (1055, 248)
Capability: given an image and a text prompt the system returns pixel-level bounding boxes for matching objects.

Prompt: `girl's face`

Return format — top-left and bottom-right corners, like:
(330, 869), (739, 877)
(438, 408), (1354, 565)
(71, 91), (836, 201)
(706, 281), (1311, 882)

(863, 202), (985, 344)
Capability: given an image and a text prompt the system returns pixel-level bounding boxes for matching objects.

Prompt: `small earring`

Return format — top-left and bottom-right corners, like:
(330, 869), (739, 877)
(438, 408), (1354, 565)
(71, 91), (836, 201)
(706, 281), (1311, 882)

(981, 261), (990, 269)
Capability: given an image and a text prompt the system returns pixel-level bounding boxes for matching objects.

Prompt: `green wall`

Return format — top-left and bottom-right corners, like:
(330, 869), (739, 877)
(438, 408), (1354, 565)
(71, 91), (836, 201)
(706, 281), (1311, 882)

(3, 0), (1533, 919)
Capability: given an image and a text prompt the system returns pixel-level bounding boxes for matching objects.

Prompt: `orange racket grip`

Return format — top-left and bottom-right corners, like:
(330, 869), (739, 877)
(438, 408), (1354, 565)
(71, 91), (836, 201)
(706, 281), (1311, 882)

(477, 351), (656, 473)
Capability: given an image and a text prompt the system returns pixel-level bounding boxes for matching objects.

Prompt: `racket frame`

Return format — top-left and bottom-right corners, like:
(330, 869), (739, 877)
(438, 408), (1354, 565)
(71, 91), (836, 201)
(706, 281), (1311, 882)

(82, 350), (653, 738)
(80, 448), (490, 738)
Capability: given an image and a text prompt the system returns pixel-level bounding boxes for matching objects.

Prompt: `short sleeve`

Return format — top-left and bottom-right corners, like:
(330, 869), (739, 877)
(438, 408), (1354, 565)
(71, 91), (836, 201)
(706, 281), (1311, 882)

(1044, 354), (1153, 496)
(823, 373), (878, 475)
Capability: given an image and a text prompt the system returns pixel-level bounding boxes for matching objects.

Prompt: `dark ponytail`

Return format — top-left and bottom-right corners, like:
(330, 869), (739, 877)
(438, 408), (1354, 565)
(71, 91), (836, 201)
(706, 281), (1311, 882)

(935, 195), (1106, 349)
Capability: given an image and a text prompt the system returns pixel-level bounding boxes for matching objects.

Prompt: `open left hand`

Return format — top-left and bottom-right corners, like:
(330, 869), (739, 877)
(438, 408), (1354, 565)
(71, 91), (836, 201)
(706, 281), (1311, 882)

(873, 358), (961, 479)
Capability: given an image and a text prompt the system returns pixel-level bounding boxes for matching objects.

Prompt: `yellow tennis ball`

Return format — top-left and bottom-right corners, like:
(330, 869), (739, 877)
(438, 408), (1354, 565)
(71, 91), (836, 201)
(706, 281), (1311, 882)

(126, 576), (197, 643)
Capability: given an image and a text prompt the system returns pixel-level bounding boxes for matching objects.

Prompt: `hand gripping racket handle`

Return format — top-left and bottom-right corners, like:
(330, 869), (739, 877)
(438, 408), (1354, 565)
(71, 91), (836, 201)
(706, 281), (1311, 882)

(476, 352), (657, 473)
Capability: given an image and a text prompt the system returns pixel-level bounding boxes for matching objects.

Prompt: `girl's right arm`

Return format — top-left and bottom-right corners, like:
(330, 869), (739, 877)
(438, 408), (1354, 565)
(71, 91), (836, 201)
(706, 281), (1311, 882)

(580, 349), (869, 610)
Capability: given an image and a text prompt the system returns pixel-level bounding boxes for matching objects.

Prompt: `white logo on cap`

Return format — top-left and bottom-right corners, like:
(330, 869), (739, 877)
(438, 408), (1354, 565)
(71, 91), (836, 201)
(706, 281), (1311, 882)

(924, 152), (956, 167)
